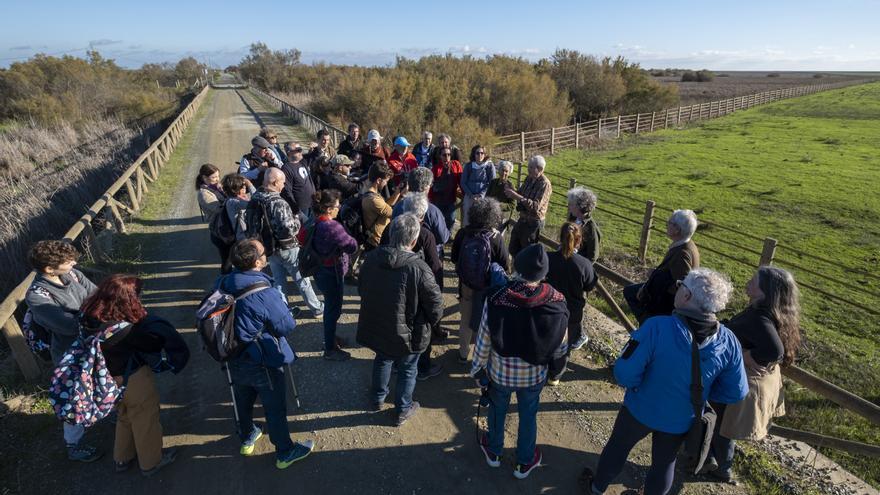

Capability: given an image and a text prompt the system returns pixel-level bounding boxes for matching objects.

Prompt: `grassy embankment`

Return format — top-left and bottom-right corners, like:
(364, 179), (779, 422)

(542, 82), (880, 486)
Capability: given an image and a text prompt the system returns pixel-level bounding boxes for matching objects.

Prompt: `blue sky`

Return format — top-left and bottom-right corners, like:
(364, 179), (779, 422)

(2, 0), (879, 70)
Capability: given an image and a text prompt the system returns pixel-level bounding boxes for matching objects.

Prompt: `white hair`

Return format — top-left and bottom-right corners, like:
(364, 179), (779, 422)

(496, 160), (513, 174)
(683, 267), (733, 314)
(401, 193), (429, 220)
(528, 155), (546, 170)
(423, 131), (433, 139)
(567, 187), (597, 214)
(390, 213), (421, 250)
(669, 209), (698, 240)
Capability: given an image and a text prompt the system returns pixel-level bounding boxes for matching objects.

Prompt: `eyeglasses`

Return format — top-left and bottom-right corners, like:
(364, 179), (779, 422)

(675, 280), (691, 292)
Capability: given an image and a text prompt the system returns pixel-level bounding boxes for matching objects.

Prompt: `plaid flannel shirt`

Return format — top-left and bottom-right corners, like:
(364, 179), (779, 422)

(470, 303), (568, 388)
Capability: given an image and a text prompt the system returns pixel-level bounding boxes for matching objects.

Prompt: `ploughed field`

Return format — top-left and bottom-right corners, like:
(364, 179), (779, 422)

(542, 82), (880, 486)
(655, 71), (874, 105)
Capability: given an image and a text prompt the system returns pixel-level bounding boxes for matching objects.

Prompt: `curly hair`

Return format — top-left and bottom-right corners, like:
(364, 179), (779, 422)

(567, 187), (597, 215)
(682, 268), (733, 314)
(407, 167), (434, 192)
(28, 240), (80, 271)
(467, 197), (503, 230)
(80, 274), (147, 324)
(368, 160), (392, 181)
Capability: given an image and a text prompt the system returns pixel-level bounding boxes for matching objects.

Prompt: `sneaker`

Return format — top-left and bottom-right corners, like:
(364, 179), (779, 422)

(708, 469), (739, 486)
(513, 447), (542, 479)
(571, 334), (589, 350)
(396, 401), (420, 426)
(276, 440), (314, 469)
(115, 458), (135, 473)
(141, 448), (178, 477)
(67, 443), (102, 463)
(240, 427), (264, 456)
(547, 377), (561, 387)
(323, 347), (351, 361)
(313, 309), (324, 318)
(479, 434), (501, 468)
(697, 456), (719, 475)
(369, 401), (384, 412)
(289, 306), (302, 318)
(417, 364), (443, 381)
(334, 336), (348, 348)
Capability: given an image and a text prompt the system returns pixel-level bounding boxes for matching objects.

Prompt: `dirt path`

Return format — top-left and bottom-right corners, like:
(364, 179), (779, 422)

(6, 88), (750, 495)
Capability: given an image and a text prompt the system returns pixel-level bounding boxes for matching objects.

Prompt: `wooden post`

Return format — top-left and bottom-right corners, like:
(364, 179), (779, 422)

(595, 281), (636, 333)
(136, 167), (148, 196)
(81, 222), (106, 262)
(125, 178), (141, 211)
(616, 115), (621, 138)
(107, 199), (127, 234)
(677, 106), (682, 125)
(635, 114), (641, 134)
(147, 154), (158, 178)
(520, 132), (526, 163)
(2, 318), (41, 381)
(569, 177), (576, 189)
(550, 127), (556, 154)
(598, 118), (602, 137)
(650, 111), (656, 132)
(516, 161), (523, 188)
(574, 123), (580, 149)
(759, 237), (778, 266)
(638, 200), (656, 264)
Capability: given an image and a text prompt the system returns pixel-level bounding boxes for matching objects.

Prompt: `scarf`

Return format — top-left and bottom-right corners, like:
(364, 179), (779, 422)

(672, 308), (719, 345)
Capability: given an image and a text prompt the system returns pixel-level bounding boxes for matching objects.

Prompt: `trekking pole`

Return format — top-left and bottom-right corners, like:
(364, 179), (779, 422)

(224, 364), (241, 437)
(286, 363), (301, 409)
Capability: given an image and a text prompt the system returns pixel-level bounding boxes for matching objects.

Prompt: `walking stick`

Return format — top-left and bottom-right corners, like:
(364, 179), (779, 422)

(287, 363), (301, 409)
(223, 364), (241, 436)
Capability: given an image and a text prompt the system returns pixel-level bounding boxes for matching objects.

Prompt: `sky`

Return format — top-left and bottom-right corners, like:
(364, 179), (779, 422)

(2, 0), (879, 70)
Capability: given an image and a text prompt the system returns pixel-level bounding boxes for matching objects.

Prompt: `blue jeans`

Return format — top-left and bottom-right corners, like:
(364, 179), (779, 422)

(592, 406), (685, 495)
(487, 380), (544, 465)
(709, 402), (735, 474)
(371, 351), (420, 413)
(268, 247), (324, 314)
(313, 266), (343, 352)
(436, 203), (457, 231)
(228, 359), (294, 456)
(623, 283), (646, 322)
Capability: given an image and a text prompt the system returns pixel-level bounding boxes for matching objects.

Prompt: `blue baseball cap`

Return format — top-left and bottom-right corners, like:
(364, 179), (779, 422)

(393, 136), (411, 147)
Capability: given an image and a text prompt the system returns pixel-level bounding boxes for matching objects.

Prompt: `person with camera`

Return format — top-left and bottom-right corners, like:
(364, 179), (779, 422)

(428, 146), (462, 230)
(504, 155), (552, 258)
(239, 136), (282, 182)
(217, 239), (315, 469)
(24, 240), (100, 462)
(362, 161), (406, 252)
(388, 136), (419, 186)
(581, 268), (748, 495)
(337, 123), (361, 157)
(471, 243), (569, 480)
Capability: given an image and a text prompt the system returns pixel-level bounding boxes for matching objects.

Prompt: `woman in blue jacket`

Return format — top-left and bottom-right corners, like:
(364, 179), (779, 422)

(582, 267), (748, 495)
(460, 145), (495, 228)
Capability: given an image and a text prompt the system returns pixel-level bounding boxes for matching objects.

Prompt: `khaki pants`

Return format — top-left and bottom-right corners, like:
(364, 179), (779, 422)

(115, 366), (163, 470)
(459, 285), (476, 360)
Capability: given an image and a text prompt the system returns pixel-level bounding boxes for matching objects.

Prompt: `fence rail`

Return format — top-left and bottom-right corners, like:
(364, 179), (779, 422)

(0, 84), (210, 381)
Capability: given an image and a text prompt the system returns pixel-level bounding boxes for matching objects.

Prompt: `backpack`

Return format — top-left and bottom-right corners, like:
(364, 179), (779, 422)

(456, 229), (494, 290)
(133, 315), (191, 374)
(244, 196), (279, 255)
(337, 191), (374, 246)
(48, 322), (131, 427)
(297, 221), (322, 278)
(209, 199), (237, 246)
(22, 309), (53, 361)
(195, 280), (271, 362)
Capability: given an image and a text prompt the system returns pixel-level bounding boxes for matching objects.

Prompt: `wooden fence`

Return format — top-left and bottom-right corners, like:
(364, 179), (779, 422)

(0, 84), (210, 381)
(491, 79), (875, 162)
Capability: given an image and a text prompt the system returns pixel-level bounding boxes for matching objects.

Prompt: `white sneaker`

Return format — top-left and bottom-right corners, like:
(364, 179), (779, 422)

(571, 334), (589, 351)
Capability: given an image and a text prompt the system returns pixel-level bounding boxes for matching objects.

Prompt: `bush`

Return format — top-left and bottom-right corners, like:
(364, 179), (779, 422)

(767, 72), (781, 78)
(681, 69), (715, 82)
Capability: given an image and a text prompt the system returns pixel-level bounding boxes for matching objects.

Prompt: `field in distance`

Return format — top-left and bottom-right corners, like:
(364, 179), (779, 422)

(543, 82), (880, 486)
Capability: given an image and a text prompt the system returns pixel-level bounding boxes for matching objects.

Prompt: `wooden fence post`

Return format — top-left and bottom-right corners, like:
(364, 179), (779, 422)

(516, 161), (523, 188)
(616, 115), (622, 138)
(574, 123), (580, 149)
(650, 112), (656, 132)
(107, 199), (127, 234)
(759, 237), (778, 266)
(520, 132), (526, 163)
(634, 114), (641, 134)
(569, 177), (576, 189)
(677, 106), (682, 126)
(550, 127), (556, 154)
(598, 118), (602, 137)
(2, 318), (41, 381)
(125, 178), (141, 211)
(638, 200), (656, 264)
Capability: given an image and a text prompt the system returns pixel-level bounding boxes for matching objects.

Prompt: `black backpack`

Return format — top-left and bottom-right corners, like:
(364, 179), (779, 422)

(209, 200), (237, 246)
(297, 221), (322, 278)
(244, 198), (276, 254)
(456, 230), (494, 290)
(337, 191), (374, 246)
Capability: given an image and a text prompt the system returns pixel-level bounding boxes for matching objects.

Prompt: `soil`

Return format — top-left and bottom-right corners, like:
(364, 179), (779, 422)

(0, 85), (870, 495)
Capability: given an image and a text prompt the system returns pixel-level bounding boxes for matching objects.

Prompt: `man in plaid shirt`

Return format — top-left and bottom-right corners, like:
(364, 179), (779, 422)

(470, 243), (569, 480)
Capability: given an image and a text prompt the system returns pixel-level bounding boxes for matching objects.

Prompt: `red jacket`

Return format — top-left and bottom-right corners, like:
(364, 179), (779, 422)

(389, 150), (419, 185)
(429, 160), (463, 206)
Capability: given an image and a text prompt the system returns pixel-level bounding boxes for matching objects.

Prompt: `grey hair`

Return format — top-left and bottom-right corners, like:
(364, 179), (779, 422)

(423, 131), (433, 139)
(682, 267), (733, 314)
(390, 213), (421, 250)
(528, 155), (546, 170)
(669, 209), (698, 240)
(407, 167), (434, 192)
(401, 193), (429, 220)
(468, 197), (503, 230)
(496, 160), (513, 174)
(437, 133), (451, 143)
(567, 187), (597, 214)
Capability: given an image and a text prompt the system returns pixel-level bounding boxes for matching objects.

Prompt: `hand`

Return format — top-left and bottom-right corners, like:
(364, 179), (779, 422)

(474, 378), (485, 390)
(259, 161), (269, 169)
(743, 350), (770, 376)
(503, 188), (518, 200)
(396, 181), (408, 194)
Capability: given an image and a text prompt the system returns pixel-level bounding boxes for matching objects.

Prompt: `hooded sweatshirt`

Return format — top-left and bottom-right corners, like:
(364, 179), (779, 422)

(25, 269), (96, 364)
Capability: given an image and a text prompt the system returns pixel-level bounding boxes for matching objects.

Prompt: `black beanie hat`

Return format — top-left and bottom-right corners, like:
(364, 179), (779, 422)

(514, 243), (549, 282)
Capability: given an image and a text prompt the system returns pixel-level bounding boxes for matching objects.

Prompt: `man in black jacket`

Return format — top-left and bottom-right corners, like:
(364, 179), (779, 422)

(357, 213), (444, 425)
(280, 141), (316, 218)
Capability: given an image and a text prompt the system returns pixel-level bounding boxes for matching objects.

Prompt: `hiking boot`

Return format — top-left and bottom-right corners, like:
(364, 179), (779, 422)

(513, 447), (542, 479)
(67, 443), (102, 463)
(479, 433), (501, 468)
(240, 426), (264, 456)
(571, 334), (589, 351)
(323, 347), (351, 361)
(708, 469), (738, 486)
(417, 364), (443, 381)
(141, 448), (178, 477)
(396, 401), (420, 426)
(697, 456), (719, 475)
(115, 458), (135, 473)
(276, 440), (314, 469)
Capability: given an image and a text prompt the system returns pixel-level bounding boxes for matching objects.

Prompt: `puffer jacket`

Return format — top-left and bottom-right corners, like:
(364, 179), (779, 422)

(215, 270), (296, 367)
(248, 188), (301, 256)
(356, 247), (444, 357)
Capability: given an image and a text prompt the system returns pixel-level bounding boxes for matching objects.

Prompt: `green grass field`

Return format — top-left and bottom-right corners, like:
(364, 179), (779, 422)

(542, 82), (880, 486)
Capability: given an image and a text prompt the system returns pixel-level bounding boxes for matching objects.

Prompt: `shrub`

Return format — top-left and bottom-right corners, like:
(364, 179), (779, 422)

(681, 69), (715, 82)
(767, 72), (781, 78)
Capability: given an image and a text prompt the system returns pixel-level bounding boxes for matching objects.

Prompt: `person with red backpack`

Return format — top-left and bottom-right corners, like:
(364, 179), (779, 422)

(451, 198), (510, 363)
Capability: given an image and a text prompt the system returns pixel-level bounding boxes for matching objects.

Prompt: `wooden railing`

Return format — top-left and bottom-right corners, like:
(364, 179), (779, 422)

(0, 84), (210, 381)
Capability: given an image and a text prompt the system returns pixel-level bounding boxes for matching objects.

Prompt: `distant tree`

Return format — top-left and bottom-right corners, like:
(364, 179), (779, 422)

(238, 42), (301, 91)
(681, 69), (714, 82)
(173, 57), (206, 86)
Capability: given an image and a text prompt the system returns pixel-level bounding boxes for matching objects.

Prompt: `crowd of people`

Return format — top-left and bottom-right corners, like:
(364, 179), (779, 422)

(22, 121), (803, 494)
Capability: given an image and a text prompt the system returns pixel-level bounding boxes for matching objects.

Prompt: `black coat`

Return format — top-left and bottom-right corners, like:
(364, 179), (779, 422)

(356, 247), (444, 357)
(546, 250), (597, 309)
